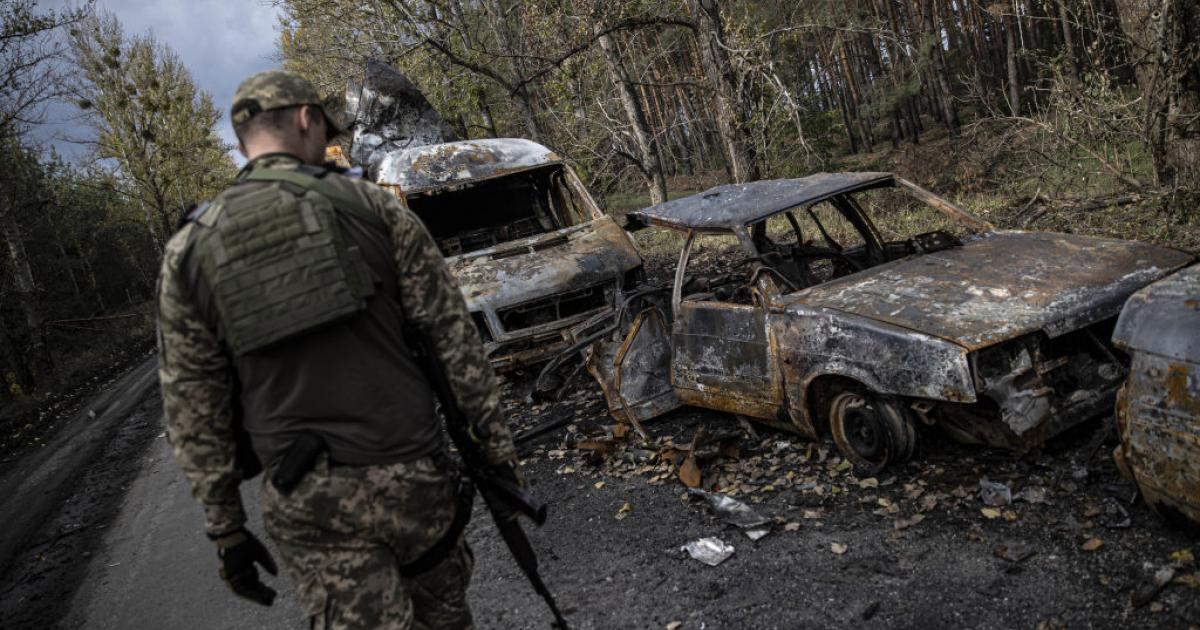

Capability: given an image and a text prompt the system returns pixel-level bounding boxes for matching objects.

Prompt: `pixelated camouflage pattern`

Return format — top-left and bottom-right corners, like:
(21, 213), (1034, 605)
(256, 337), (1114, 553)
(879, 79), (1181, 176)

(157, 153), (515, 536)
(231, 69), (343, 135)
(261, 456), (472, 630)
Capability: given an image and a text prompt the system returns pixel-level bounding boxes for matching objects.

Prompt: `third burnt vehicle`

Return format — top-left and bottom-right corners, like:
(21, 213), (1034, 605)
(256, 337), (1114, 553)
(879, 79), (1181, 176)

(587, 172), (1193, 472)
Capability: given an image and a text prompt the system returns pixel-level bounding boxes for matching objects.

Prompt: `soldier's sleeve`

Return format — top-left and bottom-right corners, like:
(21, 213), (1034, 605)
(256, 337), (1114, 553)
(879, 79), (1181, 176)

(364, 185), (517, 465)
(157, 225), (246, 536)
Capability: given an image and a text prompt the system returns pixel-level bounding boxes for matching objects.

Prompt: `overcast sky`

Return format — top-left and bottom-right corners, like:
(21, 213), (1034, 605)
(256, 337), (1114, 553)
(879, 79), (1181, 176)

(37, 0), (282, 163)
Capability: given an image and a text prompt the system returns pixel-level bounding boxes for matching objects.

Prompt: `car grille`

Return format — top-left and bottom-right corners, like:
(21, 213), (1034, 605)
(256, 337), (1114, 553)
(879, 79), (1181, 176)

(497, 283), (611, 332)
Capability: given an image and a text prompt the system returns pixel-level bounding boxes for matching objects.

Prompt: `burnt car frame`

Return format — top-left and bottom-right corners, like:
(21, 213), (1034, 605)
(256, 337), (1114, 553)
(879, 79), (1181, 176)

(1111, 265), (1200, 526)
(374, 138), (643, 370)
(591, 172), (1193, 471)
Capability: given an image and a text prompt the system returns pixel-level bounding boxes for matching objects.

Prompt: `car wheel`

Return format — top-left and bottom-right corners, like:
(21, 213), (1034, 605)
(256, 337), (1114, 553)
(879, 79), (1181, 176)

(829, 390), (916, 474)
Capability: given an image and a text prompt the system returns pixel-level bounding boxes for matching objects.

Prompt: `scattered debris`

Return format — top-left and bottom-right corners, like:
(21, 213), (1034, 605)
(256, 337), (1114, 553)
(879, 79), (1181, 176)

(1014, 486), (1049, 504)
(682, 537), (735, 567)
(831, 543), (849, 555)
(894, 513), (926, 531)
(979, 479), (1012, 507)
(1131, 565), (1177, 608)
(615, 502), (631, 520)
(689, 488), (771, 540)
(1081, 538), (1104, 552)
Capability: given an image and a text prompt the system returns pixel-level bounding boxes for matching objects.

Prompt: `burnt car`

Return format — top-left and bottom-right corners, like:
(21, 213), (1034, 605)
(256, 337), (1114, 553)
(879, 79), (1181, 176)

(342, 61), (643, 370)
(373, 138), (642, 370)
(1111, 265), (1200, 526)
(589, 172), (1193, 472)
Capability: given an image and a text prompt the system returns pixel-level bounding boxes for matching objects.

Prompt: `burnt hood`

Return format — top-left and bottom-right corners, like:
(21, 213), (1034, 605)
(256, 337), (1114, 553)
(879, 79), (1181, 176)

(449, 217), (642, 311)
(789, 231), (1193, 350)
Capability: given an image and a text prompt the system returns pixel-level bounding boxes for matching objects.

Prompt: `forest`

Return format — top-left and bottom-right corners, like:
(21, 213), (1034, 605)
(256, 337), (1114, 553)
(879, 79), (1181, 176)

(1, 0), (1198, 433)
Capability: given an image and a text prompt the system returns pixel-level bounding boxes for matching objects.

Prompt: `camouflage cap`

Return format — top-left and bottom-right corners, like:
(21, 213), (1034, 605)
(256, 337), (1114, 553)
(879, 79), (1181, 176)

(231, 69), (343, 138)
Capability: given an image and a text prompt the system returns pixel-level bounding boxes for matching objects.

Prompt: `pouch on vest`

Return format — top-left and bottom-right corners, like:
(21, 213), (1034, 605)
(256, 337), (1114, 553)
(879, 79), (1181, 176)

(192, 171), (378, 356)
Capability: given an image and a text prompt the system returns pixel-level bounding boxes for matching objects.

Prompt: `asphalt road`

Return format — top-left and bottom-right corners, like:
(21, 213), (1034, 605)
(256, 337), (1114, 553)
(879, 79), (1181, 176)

(3, 358), (1199, 629)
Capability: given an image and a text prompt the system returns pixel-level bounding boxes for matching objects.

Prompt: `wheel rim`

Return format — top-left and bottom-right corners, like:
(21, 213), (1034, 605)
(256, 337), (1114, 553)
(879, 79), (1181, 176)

(830, 392), (892, 473)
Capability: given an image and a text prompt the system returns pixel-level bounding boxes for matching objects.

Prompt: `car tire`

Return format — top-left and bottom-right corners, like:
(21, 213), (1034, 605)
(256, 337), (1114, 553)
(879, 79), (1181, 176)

(829, 390), (917, 474)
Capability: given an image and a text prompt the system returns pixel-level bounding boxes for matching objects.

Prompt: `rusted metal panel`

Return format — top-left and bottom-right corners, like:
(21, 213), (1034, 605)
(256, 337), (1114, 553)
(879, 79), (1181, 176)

(586, 306), (680, 431)
(449, 217), (641, 321)
(791, 230), (1193, 350)
(775, 303), (975, 438)
(1113, 266), (1200, 525)
(671, 301), (785, 421)
(628, 172), (894, 231)
(375, 138), (561, 194)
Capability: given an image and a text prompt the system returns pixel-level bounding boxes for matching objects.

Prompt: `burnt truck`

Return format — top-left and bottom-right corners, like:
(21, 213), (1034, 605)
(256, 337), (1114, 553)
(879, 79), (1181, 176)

(373, 139), (642, 369)
(344, 62), (642, 370)
(1111, 265), (1200, 526)
(588, 172), (1193, 472)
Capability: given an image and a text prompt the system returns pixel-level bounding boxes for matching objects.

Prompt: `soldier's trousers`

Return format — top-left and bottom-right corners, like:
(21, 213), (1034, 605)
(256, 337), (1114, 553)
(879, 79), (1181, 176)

(261, 455), (473, 630)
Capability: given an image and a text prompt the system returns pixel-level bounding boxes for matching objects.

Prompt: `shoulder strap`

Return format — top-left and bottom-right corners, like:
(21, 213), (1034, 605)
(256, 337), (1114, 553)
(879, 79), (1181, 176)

(243, 168), (387, 231)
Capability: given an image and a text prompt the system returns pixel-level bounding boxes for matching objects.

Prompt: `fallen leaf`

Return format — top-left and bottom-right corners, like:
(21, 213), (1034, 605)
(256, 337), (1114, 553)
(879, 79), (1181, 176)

(981, 507), (1002, 519)
(894, 514), (926, 531)
(858, 477), (879, 489)
(1174, 573), (1200, 588)
(1170, 549), (1195, 567)
(612, 423), (629, 439)
(1099, 575), (1112, 586)
(1081, 537), (1104, 552)
(594, 481), (606, 490)
(831, 542), (848, 555)
(1003, 510), (1020, 522)
(803, 509), (824, 519)
(919, 495), (939, 512)
(678, 455), (701, 488)
(615, 502), (631, 520)
(877, 497), (893, 508)
(1149, 602), (1164, 613)
(784, 522), (801, 532)
(1084, 504), (1103, 518)
(665, 623), (682, 630)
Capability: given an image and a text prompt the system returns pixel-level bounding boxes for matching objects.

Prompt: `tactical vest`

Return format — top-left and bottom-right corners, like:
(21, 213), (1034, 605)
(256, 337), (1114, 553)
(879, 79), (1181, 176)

(190, 168), (386, 356)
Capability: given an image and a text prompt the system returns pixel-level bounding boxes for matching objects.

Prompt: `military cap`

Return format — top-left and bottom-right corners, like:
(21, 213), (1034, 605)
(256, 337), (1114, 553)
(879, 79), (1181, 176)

(231, 69), (344, 138)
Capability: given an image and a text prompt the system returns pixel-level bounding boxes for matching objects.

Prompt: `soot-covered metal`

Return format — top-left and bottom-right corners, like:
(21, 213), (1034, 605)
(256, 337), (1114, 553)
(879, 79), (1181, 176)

(588, 173), (1193, 472)
(344, 62), (644, 371)
(1112, 265), (1200, 526)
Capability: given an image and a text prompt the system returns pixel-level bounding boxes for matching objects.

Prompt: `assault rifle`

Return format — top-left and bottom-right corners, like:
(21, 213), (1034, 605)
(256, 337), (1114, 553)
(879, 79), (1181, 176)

(408, 330), (571, 630)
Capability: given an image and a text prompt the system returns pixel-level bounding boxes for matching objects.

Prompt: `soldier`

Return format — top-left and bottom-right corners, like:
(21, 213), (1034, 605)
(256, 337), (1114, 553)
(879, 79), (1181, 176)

(157, 69), (519, 629)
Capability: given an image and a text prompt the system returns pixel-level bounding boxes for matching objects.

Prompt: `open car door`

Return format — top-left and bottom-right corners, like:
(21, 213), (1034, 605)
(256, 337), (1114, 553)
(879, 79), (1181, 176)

(585, 290), (681, 436)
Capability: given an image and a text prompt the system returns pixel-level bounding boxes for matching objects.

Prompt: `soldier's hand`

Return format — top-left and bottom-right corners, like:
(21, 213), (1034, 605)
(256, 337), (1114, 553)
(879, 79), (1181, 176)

(215, 528), (279, 606)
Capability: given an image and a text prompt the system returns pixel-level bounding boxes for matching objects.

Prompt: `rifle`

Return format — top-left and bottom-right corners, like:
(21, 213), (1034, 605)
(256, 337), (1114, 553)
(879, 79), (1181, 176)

(408, 330), (571, 630)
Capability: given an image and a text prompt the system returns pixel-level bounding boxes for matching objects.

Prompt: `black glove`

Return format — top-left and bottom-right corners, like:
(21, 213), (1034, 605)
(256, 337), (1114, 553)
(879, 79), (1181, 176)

(215, 528), (278, 606)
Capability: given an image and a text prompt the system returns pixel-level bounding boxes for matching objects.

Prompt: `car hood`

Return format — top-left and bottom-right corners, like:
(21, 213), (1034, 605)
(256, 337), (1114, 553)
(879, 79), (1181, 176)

(785, 230), (1193, 350)
(448, 216), (643, 311)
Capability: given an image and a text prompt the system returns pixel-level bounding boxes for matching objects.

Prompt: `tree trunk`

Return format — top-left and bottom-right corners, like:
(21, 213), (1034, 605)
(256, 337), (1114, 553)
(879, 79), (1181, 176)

(686, 0), (759, 183)
(1115, 0), (1200, 189)
(1006, 14), (1021, 116)
(597, 31), (668, 205)
(919, 0), (960, 137)
(0, 194), (52, 389)
(1055, 0), (1080, 81)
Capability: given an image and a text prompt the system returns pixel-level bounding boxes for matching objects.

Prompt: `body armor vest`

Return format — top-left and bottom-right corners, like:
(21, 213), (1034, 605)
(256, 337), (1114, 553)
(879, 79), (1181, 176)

(190, 168), (385, 356)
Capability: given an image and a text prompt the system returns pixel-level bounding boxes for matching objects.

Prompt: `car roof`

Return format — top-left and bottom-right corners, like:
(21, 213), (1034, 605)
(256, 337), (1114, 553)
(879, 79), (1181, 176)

(374, 138), (562, 194)
(629, 172), (895, 231)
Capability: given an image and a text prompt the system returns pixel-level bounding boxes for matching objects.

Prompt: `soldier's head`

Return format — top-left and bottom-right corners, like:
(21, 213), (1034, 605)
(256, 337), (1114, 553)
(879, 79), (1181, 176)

(230, 70), (342, 165)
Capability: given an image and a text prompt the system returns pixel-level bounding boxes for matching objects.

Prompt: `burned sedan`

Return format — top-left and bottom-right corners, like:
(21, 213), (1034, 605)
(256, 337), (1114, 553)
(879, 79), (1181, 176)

(373, 138), (643, 370)
(590, 172), (1193, 472)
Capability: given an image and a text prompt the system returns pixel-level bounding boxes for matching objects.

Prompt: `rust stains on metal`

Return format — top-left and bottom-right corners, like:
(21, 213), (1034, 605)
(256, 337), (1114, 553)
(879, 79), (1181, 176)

(584, 172), (1194, 470)
(1112, 265), (1200, 525)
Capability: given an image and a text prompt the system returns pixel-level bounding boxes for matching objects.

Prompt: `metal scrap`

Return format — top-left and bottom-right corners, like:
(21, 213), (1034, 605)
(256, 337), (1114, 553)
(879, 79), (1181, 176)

(681, 537), (735, 566)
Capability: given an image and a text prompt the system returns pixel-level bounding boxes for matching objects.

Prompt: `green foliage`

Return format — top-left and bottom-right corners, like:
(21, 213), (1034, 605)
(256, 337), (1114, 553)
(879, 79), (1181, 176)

(69, 12), (235, 247)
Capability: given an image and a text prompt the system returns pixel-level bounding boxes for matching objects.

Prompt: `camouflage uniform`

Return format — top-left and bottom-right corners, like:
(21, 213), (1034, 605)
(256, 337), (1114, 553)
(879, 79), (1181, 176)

(158, 70), (514, 629)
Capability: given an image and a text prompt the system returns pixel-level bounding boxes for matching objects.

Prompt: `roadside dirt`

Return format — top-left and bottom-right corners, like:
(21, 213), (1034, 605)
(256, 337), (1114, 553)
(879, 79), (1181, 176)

(3, 356), (1197, 629)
